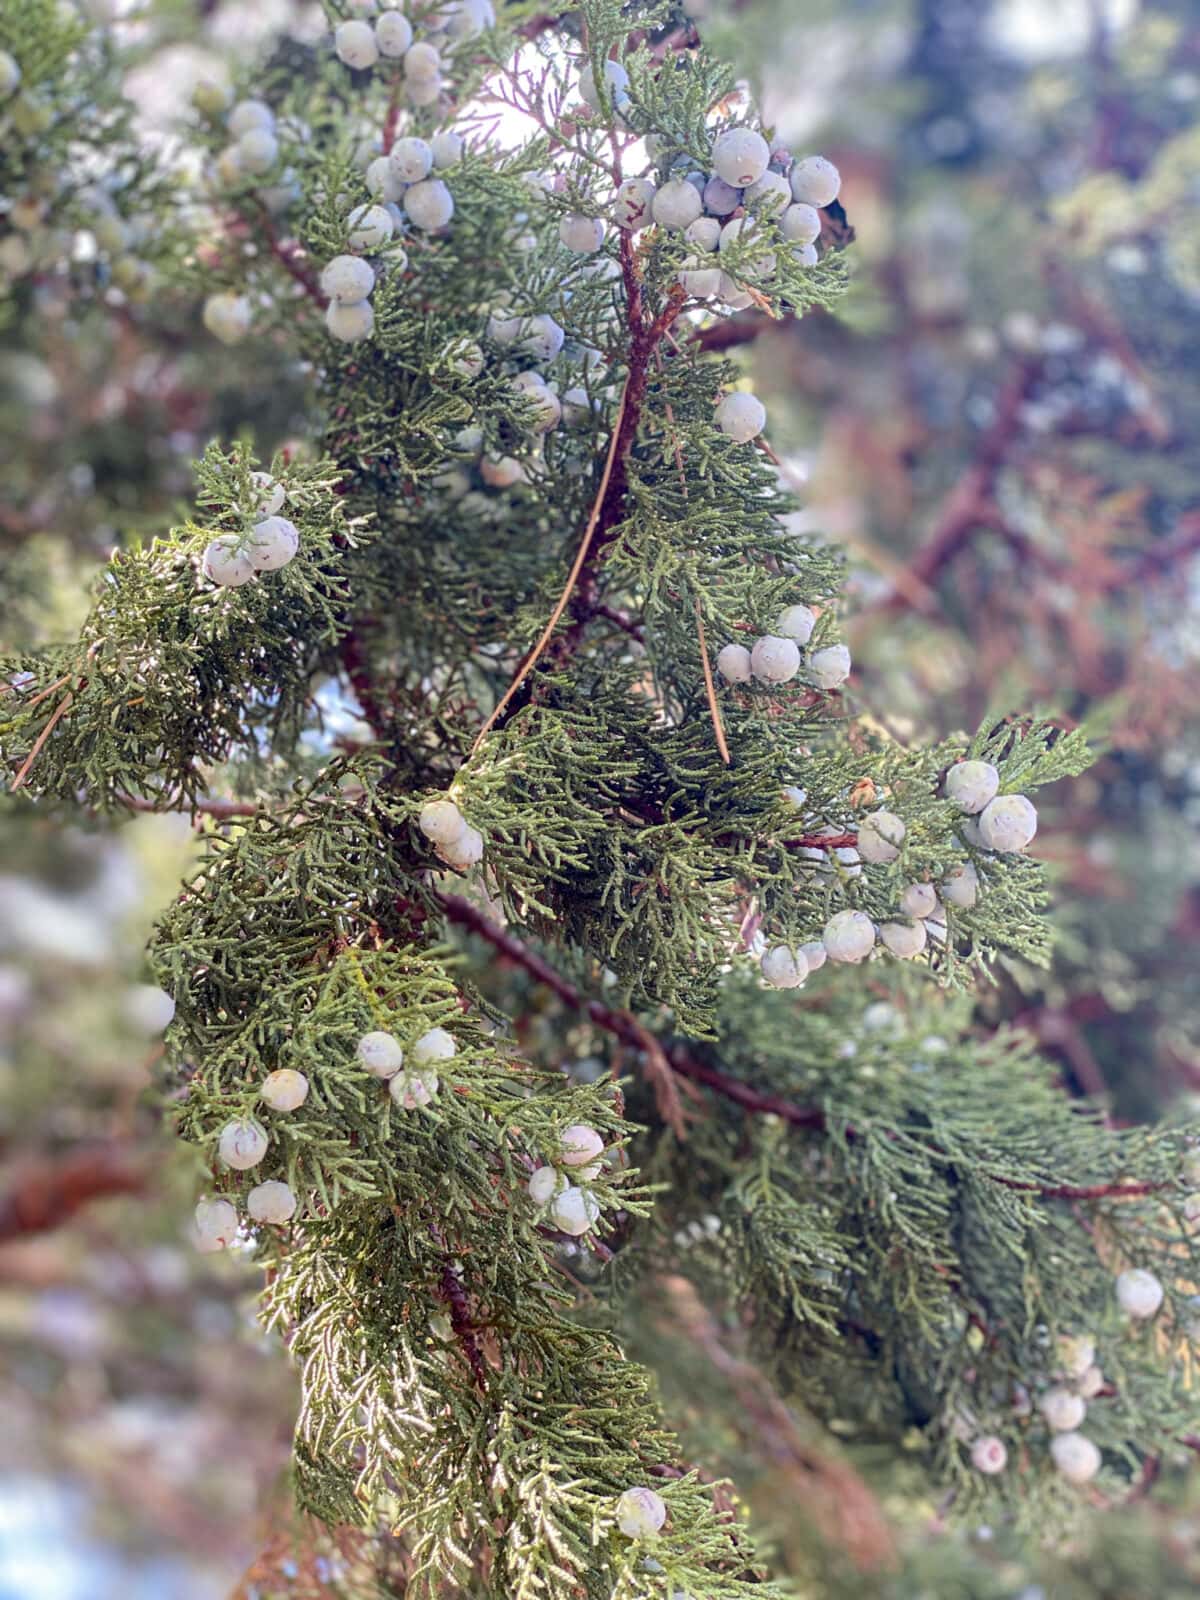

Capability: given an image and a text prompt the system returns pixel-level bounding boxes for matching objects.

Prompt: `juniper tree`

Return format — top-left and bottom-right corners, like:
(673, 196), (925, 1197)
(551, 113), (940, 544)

(1, 2), (1199, 1596)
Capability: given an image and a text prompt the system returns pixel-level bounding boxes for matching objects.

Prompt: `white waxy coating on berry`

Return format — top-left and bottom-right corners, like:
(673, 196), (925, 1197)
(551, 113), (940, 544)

(614, 178), (656, 230)
(684, 216), (721, 252)
(335, 19), (380, 68)
(970, 1435), (1007, 1475)
(801, 939), (827, 971)
(444, 0), (495, 36)
(250, 471), (286, 516)
(711, 127), (770, 187)
(715, 643), (752, 685)
(715, 391), (766, 443)
(390, 1069), (438, 1108)
(374, 9), (414, 56)
(419, 799), (467, 844)
(261, 1068), (309, 1112)
(480, 455), (524, 487)
(404, 41), (442, 81)
(440, 824), (484, 868)
(325, 299), (375, 342)
(247, 1180), (297, 1224)
(750, 635), (801, 685)
(651, 179), (704, 231)
(900, 883), (938, 919)
(718, 216), (776, 280)
(1039, 1386), (1086, 1432)
(1050, 1431), (1102, 1484)
(789, 155), (841, 208)
(124, 983), (175, 1033)
(702, 174), (741, 215)
(194, 1197), (238, 1251)
(412, 1026), (456, 1065)
(521, 313), (564, 361)
(744, 170), (791, 212)
(1077, 1365), (1105, 1399)
(390, 136), (433, 183)
(561, 1124), (604, 1167)
(445, 338), (484, 378)
(780, 202), (821, 246)
(615, 1486), (667, 1538)
(528, 1165), (564, 1204)
(406, 74), (443, 107)
(823, 909), (876, 964)
(345, 203), (394, 251)
(203, 535), (255, 588)
(365, 156), (404, 201)
(761, 944), (808, 989)
(678, 260), (724, 298)
(431, 129), (464, 168)
(487, 311), (524, 345)
(550, 1184), (600, 1236)
(218, 1118), (269, 1170)
(405, 178), (454, 230)
(1057, 1333), (1096, 1378)
(977, 793), (1038, 853)
(1115, 1267), (1164, 1319)
(0, 51), (21, 99)
(203, 292), (252, 345)
(357, 1030), (405, 1078)
(944, 760), (1000, 815)
(880, 920), (926, 959)
(518, 384), (563, 435)
(247, 516), (299, 572)
(578, 59), (630, 111)
(561, 387), (592, 426)
(793, 242), (819, 267)
(237, 128), (279, 174)
(857, 811), (906, 864)
(941, 860), (979, 909)
(229, 99), (273, 136)
(810, 643), (851, 688)
(321, 253), (376, 303)
(775, 604), (816, 643)
(559, 213), (605, 252)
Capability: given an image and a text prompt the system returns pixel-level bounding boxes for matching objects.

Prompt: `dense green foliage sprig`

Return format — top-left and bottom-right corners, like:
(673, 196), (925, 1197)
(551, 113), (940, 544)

(1, 1), (1198, 1593)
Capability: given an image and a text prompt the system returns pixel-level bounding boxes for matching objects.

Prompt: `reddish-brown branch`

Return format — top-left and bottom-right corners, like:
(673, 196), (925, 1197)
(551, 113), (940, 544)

(339, 627), (391, 741)
(438, 1259), (489, 1390)
(693, 312), (773, 353)
(436, 894), (1170, 1202)
(116, 791), (261, 820)
(0, 1144), (147, 1243)
(870, 358), (1043, 616)
(256, 207), (328, 309)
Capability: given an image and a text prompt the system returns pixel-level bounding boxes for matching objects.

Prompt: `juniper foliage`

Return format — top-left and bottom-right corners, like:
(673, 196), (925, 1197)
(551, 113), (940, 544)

(1, 1), (1198, 1595)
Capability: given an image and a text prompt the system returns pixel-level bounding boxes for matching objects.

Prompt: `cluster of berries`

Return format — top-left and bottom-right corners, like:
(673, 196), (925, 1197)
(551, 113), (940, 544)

(718, 593), (852, 696)
(195, 1021), (458, 1248)
(201, 473), (300, 587)
(526, 1123), (607, 1237)
(971, 1274), (1168, 1487)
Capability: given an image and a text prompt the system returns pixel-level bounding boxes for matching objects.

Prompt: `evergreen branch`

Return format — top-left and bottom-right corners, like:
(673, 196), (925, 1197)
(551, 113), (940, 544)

(438, 895), (1174, 1201)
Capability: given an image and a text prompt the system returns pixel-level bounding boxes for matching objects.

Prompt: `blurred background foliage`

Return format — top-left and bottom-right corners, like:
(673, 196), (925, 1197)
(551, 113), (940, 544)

(0, 0), (1198, 1595)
